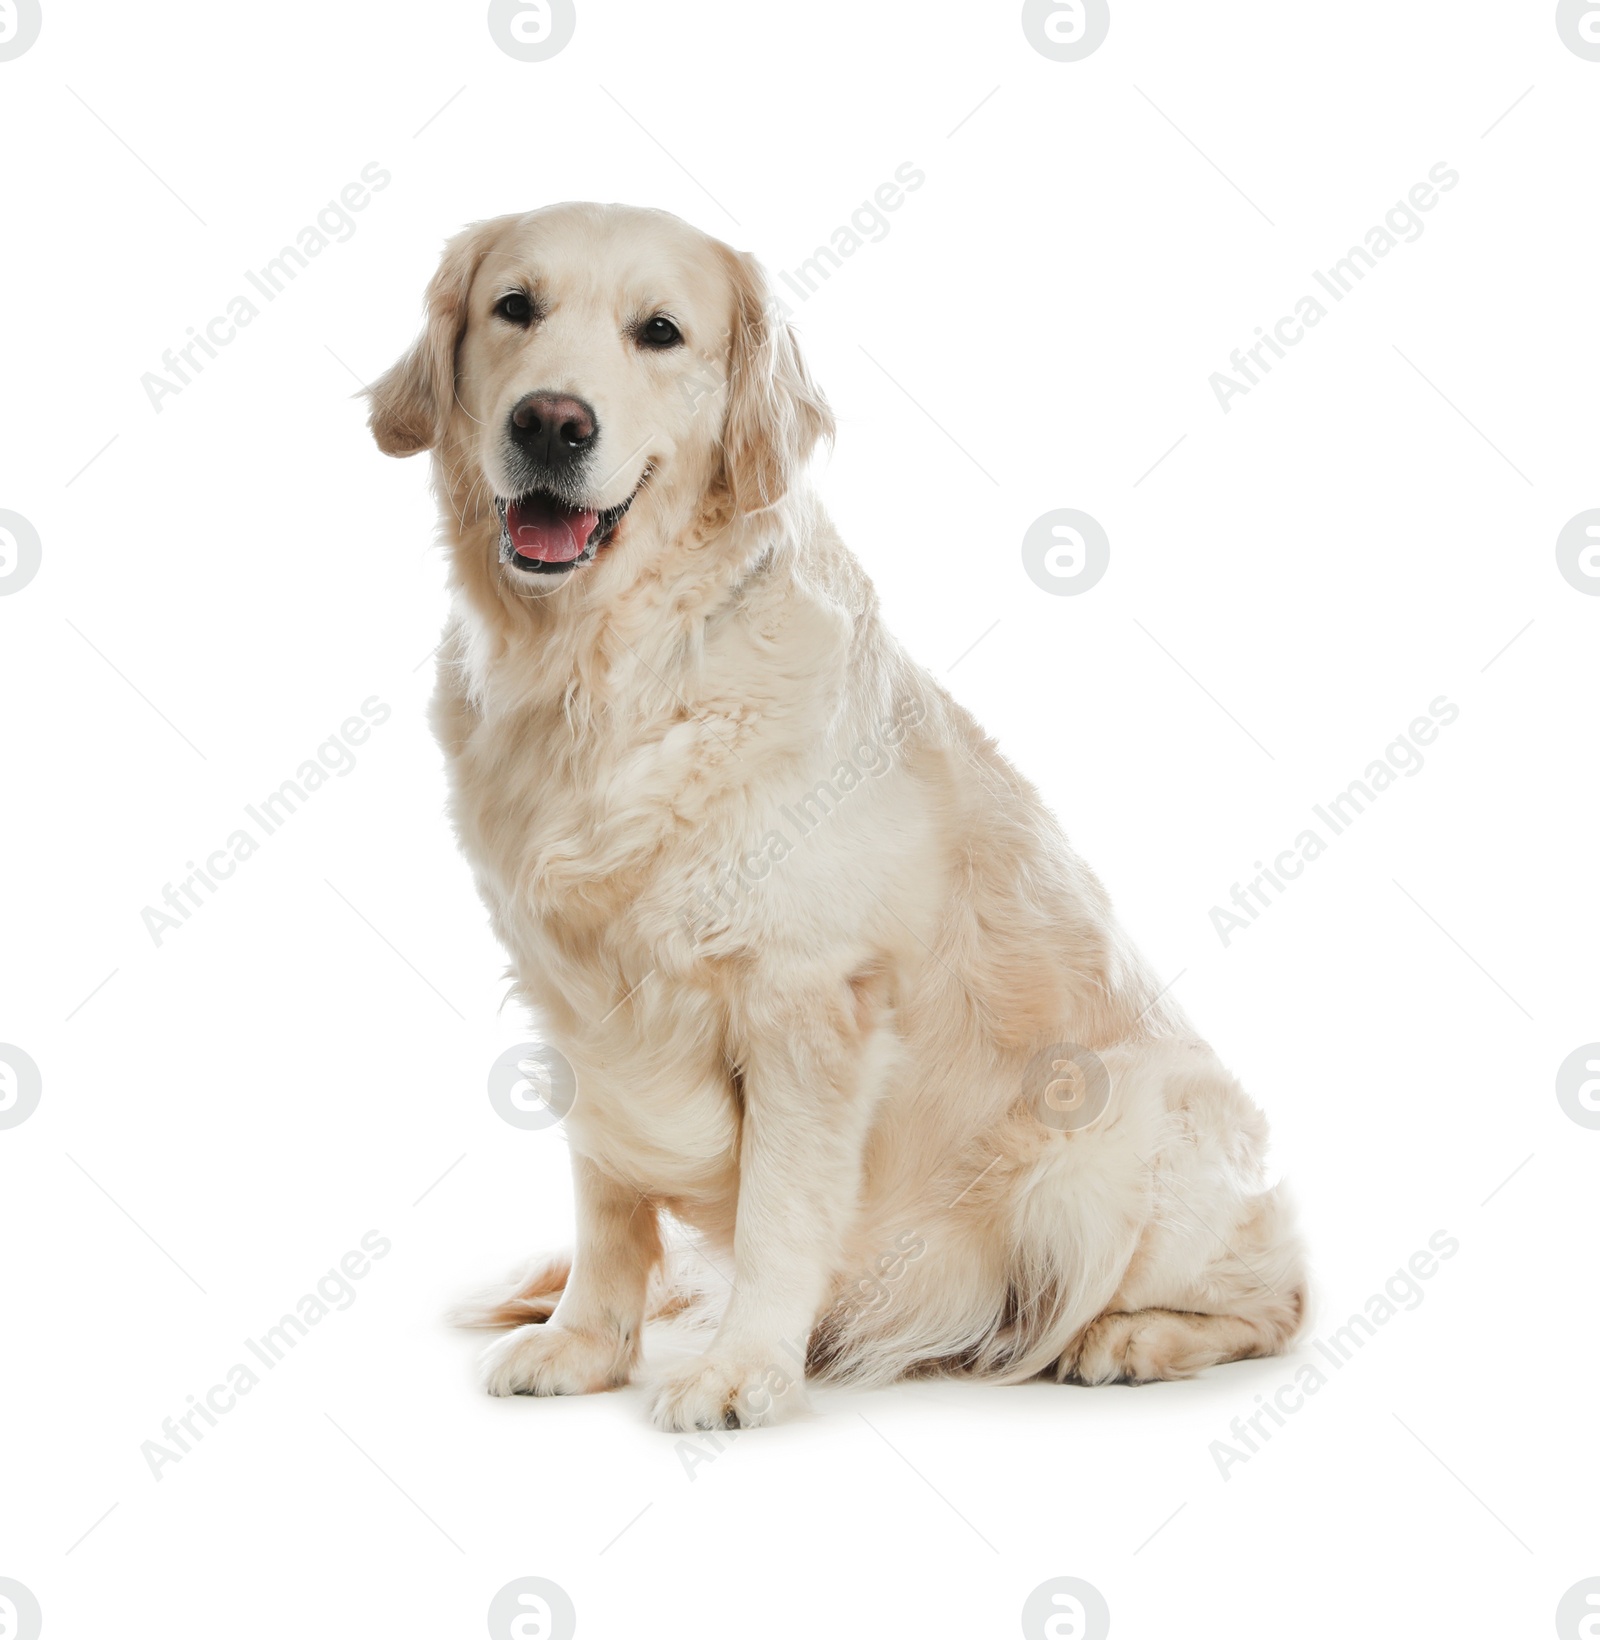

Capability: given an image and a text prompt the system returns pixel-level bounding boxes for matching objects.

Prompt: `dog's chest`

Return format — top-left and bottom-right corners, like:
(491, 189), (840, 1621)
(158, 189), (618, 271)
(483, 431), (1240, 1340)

(441, 692), (746, 1192)
(441, 686), (730, 945)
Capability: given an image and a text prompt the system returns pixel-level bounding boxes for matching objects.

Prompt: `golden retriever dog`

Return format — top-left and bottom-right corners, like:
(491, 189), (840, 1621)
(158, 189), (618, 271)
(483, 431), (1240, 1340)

(367, 202), (1307, 1431)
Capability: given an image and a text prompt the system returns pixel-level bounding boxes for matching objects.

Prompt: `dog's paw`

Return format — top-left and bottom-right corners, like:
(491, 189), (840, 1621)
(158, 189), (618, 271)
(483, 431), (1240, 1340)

(480, 1324), (631, 1398)
(646, 1353), (806, 1432)
(1071, 1311), (1196, 1385)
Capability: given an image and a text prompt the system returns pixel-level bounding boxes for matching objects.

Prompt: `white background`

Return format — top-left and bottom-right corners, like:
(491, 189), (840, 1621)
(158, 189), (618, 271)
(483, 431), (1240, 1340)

(2, 2), (1597, 1636)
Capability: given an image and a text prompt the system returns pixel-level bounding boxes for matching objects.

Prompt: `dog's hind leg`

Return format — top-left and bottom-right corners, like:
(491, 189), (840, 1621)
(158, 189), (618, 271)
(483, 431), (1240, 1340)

(1065, 1179), (1307, 1385)
(1046, 1037), (1308, 1385)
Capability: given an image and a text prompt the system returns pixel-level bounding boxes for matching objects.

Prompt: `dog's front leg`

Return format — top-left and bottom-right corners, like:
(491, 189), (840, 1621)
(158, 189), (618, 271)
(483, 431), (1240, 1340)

(648, 979), (891, 1432)
(482, 1154), (660, 1397)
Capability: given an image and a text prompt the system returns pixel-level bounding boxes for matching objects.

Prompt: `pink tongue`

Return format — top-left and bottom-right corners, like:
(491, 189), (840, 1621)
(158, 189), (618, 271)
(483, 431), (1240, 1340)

(507, 495), (600, 563)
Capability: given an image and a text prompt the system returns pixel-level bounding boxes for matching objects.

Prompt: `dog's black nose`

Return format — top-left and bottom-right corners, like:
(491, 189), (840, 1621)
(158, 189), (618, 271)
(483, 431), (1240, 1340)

(509, 392), (598, 469)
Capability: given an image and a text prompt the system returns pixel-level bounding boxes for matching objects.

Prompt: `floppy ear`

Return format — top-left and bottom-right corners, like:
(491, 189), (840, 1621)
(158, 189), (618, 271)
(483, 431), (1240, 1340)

(716, 248), (836, 514)
(366, 219), (502, 457)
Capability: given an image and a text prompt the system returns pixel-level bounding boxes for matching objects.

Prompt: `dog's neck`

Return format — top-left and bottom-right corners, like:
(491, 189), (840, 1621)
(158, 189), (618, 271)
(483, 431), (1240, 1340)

(434, 463), (800, 728)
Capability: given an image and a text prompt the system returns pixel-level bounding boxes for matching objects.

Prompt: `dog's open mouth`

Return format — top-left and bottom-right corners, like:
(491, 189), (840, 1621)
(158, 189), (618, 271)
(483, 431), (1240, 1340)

(495, 489), (636, 576)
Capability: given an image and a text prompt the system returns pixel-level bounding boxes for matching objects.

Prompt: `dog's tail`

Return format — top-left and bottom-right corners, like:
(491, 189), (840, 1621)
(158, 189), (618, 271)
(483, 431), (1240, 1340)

(450, 1237), (729, 1337)
(451, 1251), (573, 1330)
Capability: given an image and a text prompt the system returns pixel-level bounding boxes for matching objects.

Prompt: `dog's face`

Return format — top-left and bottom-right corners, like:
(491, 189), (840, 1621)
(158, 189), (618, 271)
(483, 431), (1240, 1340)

(456, 207), (731, 578)
(368, 203), (834, 589)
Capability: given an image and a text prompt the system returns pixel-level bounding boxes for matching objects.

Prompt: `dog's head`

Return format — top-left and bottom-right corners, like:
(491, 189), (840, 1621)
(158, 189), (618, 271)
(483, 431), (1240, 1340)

(367, 203), (833, 586)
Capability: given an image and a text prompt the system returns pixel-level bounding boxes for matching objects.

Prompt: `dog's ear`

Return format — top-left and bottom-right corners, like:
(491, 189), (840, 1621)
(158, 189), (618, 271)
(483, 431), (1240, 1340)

(366, 219), (502, 457)
(717, 248), (836, 514)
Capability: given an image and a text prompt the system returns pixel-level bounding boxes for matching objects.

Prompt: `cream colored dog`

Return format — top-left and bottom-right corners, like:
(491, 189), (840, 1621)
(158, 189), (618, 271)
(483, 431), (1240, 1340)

(368, 202), (1307, 1431)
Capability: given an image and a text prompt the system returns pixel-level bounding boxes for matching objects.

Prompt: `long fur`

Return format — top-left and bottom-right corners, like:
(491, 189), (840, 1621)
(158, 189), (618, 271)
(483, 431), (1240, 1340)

(369, 203), (1308, 1429)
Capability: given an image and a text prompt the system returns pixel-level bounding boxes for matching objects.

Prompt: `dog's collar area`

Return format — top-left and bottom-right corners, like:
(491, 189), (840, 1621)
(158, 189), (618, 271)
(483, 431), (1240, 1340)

(495, 488), (638, 576)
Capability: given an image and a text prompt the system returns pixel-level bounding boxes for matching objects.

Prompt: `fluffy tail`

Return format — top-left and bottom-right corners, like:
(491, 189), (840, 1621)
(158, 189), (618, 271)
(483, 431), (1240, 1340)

(451, 1237), (730, 1340)
(451, 1251), (572, 1330)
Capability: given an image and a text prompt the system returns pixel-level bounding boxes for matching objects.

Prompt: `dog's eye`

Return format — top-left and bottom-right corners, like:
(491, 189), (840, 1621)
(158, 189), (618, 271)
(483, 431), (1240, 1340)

(638, 315), (683, 350)
(495, 292), (535, 326)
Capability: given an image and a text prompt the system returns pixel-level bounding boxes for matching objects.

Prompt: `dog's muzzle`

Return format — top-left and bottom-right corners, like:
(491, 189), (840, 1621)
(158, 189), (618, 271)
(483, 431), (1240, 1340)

(495, 489), (636, 576)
